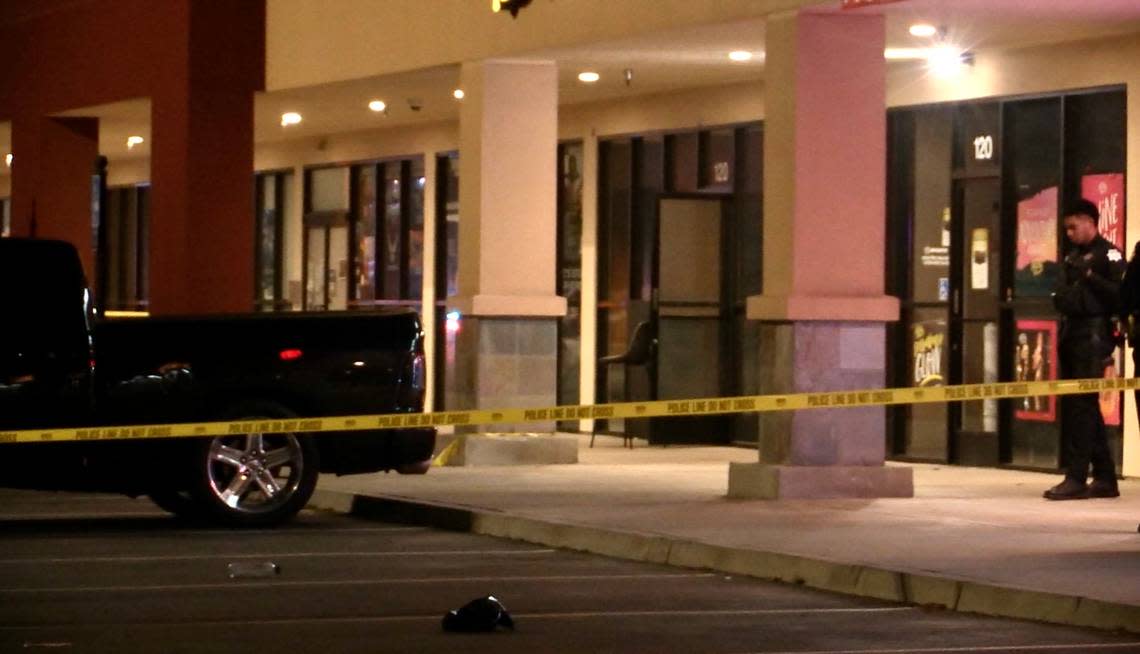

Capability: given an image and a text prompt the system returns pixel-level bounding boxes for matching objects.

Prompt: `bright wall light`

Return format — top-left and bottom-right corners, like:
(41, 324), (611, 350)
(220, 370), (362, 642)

(280, 112), (303, 127)
(126, 135), (144, 149)
(453, 88), (465, 100)
(927, 46), (968, 78)
(4, 153), (11, 167)
(728, 50), (753, 62)
(909, 23), (938, 38)
(446, 310), (462, 333)
(577, 71), (600, 83)
(368, 100), (387, 113)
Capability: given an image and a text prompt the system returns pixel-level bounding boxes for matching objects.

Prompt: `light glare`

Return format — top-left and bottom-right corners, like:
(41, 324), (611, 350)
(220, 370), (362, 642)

(577, 71), (600, 83)
(280, 112), (302, 127)
(728, 50), (753, 62)
(453, 88), (465, 100)
(368, 100), (387, 113)
(126, 135), (144, 149)
(909, 23), (938, 38)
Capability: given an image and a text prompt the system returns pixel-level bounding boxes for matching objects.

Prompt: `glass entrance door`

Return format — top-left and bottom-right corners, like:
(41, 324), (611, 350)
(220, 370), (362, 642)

(650, 197), (731, 444)
(950, 176), (1003, 465)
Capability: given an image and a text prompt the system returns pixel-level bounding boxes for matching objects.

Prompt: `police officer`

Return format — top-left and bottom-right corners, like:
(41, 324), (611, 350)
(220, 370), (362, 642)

(1046, 199), (1124, 500)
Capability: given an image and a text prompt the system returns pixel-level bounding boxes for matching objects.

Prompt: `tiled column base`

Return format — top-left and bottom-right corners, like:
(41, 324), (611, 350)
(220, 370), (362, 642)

(445, 316), (559, 434)
(727, 463), (914, 499)
(730, 321), (913, 499)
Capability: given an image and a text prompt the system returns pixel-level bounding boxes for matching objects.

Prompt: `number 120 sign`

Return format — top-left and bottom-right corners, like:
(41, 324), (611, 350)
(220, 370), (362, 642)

(974, 135), (994, 161)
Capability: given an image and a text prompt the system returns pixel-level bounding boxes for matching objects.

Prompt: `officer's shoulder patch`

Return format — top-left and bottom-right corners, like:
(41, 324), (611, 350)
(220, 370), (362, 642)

(1108, 248), (1123, 262)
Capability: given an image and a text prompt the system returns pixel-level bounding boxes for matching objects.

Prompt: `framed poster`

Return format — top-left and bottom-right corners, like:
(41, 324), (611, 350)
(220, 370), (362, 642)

(911, 319), (947, 387)
(1014, 320), (1057, 422)
(1015, 187), (1058, 297)
(1082, 173), (1124, 252)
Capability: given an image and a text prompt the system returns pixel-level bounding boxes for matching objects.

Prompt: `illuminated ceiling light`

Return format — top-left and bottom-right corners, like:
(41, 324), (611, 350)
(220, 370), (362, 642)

(368, 100), (387, 113)
(126, 135), (144, 150)
(577, 71), (600, 83)
(884, 47), (927, 60)
(280, 112), (303, 127)
(452, 88), (465, 100)
(909, 23), (938, 38)
(492, 0), (531, 17)
(728, 50), (753, 62)
(4, 153), (11, 167)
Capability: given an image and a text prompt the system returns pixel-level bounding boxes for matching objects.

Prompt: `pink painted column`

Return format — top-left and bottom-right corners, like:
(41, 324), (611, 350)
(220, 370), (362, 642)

(728, 10), (911, 499)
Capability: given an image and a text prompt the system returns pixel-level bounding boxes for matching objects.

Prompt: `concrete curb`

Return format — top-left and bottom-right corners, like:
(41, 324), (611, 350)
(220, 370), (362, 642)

(308, 489), (1140, 634)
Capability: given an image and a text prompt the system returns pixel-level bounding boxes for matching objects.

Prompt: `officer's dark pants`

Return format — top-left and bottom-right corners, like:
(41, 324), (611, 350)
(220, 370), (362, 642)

(1059, 319), (1116, 483)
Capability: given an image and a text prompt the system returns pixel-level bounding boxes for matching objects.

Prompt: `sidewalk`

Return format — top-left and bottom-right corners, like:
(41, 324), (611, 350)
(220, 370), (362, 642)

(310, 434), (1140, 633)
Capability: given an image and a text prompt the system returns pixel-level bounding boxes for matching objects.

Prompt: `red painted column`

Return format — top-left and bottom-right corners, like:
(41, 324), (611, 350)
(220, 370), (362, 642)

(10, 115), (99, 278)
(147, 1), (263, 315)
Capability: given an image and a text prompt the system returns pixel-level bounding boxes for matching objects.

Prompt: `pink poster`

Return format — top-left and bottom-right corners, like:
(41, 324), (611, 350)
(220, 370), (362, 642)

(1082, 173), (1125, 252)
(1016, 187), (1057, 270)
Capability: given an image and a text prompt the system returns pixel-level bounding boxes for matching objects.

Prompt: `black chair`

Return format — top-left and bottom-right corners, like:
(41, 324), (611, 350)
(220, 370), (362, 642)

(591, 320), (656, 448)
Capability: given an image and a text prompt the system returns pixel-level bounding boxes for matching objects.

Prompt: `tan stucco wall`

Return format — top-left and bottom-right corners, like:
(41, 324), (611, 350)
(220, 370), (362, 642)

(266, 0), (819, 91)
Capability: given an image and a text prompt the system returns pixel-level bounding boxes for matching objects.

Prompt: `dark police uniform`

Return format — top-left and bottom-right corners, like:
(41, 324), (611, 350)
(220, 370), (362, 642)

(1052, 234), (1125, 492)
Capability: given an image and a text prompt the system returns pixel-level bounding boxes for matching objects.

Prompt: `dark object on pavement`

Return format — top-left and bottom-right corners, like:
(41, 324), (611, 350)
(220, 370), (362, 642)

(442, 595), (515, 632)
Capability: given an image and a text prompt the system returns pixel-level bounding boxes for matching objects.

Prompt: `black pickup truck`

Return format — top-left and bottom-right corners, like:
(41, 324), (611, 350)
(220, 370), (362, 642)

(0, 238), (434, 525)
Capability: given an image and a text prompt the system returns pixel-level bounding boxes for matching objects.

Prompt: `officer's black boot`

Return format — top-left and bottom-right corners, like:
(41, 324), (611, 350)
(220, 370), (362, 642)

(1043, 478), (1089, 500)
(1088, 478), (1120, 498)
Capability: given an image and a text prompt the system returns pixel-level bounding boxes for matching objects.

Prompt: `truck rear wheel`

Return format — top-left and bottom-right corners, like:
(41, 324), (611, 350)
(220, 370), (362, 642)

(188, 401), (319, 527)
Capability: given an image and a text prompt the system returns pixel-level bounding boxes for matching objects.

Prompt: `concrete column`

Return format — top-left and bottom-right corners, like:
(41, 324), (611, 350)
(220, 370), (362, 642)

(448, 59), (568, 444)
(10, 115), (99, 276)
(728, 10), (911, 499)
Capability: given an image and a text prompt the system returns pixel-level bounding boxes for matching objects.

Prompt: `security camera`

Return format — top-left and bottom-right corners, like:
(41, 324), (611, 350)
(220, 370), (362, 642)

(407, 98), (423, 112)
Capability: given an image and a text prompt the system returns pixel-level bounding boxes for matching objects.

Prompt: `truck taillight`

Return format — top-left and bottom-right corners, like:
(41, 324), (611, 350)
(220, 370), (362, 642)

(398, 352), (426, 410)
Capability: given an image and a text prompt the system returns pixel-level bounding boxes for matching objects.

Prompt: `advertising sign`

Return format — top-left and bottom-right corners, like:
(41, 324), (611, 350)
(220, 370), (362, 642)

(912, 320), (947, 388)
(1015, 186), (1058, 297)
(1082, 173), (1125, 252)
(1014, 320), (1057, 422)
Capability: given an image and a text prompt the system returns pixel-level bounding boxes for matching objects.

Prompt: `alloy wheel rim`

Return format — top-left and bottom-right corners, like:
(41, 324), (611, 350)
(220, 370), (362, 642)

(206, 431), (304, 514)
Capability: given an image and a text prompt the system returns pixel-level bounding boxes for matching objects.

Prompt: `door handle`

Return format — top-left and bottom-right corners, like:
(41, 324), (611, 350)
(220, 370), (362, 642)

(952, 289), (961, 315)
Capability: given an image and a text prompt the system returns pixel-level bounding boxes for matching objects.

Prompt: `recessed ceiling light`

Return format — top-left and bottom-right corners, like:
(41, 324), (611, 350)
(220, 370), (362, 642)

(280, 112), (302, 127)
(909, 23), (938, 38)
(368, 100), (387, 113)
(453, 88), (465, 100)
(126, 135), (144, 149)
(728, 50), (753, 62)
(578, 71), (600, 83)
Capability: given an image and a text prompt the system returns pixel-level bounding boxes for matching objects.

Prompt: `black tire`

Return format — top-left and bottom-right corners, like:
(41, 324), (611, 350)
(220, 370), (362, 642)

(147, 489), (204, 521)
(187, 400), (319, 527)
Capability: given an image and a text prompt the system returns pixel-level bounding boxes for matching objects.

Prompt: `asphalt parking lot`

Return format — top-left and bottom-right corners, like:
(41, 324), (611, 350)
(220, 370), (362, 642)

(1, 489), (1138, 654)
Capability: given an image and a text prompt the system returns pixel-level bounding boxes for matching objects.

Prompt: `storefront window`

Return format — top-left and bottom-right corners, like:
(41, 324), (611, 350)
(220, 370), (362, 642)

(0, 198), (9, 236)
(887, 87), (1125, 472)
(254, 171), (293, 311)
(557, 142), (584, 424)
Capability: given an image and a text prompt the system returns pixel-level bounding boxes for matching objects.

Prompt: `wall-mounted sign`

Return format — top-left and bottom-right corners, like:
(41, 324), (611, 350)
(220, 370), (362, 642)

(712, 161), (730, 184)
(970, 228), (989, 290)
(973, 135), (994, 161)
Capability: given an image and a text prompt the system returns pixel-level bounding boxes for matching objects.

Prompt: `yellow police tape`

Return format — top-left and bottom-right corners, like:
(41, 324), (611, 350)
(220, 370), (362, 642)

(1, 377), (1136, 451)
